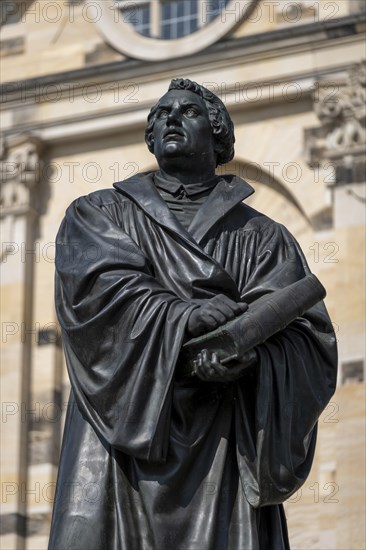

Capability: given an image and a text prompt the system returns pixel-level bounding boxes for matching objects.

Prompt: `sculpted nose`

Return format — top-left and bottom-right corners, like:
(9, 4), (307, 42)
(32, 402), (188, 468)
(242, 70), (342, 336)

(167, 109), (181, 126)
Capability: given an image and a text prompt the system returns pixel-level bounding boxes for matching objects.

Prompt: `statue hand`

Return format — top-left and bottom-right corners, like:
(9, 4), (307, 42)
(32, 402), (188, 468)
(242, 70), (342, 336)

(187, 294), (248, 337)
(193, 348), (257, 382)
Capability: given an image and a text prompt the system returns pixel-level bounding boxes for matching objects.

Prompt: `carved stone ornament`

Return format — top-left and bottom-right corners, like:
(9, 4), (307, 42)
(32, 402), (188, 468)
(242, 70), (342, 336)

(0, 135), (44, 216)
(304, 61), (366, 185)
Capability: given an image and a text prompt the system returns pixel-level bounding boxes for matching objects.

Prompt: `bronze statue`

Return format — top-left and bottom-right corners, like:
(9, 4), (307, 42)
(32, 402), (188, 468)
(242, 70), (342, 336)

(49, 79), (337, 549)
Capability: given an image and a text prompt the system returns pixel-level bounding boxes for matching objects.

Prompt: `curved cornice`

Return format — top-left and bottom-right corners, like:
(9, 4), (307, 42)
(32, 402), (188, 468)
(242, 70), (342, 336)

(1, 11), (365, 104)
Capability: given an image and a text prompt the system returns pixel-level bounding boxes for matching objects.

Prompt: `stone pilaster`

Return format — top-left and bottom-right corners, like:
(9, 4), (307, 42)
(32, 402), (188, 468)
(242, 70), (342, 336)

(0, 135), (45, 550)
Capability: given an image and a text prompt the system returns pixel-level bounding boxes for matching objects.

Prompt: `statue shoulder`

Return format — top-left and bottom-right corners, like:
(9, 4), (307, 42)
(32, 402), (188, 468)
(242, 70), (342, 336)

(232, 202), (276, 233)
(234, 202), (300, 247)
(86, 187), (130, 208)
(61, 187), (133, 230)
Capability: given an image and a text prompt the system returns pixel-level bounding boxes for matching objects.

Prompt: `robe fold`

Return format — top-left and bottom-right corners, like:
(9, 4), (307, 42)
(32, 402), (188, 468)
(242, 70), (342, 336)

(49, 172), (337, 550)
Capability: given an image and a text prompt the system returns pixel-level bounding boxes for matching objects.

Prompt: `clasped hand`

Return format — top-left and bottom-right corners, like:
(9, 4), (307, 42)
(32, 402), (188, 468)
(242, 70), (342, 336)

(187, 294), (257, 382)
(187, 294), (248, 337)
(193, 349), (257, 382)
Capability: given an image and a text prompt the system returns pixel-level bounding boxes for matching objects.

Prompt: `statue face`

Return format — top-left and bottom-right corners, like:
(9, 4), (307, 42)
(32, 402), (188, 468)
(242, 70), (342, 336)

(152, 89), (216, 167)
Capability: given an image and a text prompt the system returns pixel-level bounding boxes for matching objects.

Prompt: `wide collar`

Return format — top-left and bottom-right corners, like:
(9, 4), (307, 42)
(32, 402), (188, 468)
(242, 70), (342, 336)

(113, 171), (254, 245)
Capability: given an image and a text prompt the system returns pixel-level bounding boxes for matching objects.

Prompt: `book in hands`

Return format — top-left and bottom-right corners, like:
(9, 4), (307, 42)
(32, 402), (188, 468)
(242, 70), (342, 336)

(180, 274), (326, 378)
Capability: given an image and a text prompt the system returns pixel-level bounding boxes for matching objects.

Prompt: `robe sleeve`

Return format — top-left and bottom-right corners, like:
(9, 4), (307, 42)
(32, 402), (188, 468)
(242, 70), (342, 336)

(55, 194), (197, 462)
(235, 221), (338, 507)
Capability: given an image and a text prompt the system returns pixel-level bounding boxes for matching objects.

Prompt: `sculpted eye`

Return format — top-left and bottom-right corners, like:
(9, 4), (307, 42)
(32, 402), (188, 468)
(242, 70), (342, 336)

(158, 110), (169, 118)
(185, 107), (198, 117)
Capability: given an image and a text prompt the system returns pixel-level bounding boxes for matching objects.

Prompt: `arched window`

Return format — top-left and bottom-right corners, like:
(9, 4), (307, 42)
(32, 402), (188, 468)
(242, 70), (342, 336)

(96, 0), (256, 60)
(116, 0), (230, 39)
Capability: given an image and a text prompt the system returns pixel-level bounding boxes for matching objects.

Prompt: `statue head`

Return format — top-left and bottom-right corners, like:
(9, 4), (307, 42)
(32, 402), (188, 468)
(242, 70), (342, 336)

(145, 78), (235, 167)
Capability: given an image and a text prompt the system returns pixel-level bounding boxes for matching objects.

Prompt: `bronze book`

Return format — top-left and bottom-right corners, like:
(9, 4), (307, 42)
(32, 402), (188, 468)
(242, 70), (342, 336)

(180, 274), (326, 377)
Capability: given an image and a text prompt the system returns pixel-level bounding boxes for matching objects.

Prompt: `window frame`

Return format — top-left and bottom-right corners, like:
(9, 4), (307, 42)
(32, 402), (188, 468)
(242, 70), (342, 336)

(93, 0), (256, 61)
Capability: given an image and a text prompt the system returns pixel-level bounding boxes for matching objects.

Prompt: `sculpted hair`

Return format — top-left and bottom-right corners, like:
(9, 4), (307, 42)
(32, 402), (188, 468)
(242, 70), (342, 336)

(145, 78), (235, 166)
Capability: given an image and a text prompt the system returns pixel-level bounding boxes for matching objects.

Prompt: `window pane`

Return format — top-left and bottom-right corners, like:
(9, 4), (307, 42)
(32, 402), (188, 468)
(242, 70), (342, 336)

(161, 22), (171, 40)
(177, 1), (185, 18)
(342, 360), (364, 384)
(177, 20), (185, 37)
(120, 2), (151, 37)
(161, 0), (199, 38)
(205, 0), (230, 21)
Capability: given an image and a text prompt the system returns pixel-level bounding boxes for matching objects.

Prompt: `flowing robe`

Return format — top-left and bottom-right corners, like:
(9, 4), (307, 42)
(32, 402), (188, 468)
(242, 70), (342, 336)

(49, 172), (337, 550)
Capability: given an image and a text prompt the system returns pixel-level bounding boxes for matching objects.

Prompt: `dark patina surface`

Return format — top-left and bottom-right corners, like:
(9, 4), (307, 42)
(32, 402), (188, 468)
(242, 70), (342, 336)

(49, 79), (337, 550)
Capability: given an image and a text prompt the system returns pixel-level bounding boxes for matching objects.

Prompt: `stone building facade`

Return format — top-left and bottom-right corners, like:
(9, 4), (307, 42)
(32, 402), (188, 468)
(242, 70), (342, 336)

(1, 1), (365, 548)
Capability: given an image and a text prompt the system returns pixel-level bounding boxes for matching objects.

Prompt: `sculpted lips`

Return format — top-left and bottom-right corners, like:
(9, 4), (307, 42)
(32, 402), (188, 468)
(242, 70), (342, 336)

(163, 128), (184, 140)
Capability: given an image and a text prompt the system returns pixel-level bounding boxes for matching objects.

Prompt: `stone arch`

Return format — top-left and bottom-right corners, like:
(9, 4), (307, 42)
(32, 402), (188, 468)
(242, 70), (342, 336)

(221, 158), (311, 222)
(220, 158), (314, 246)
